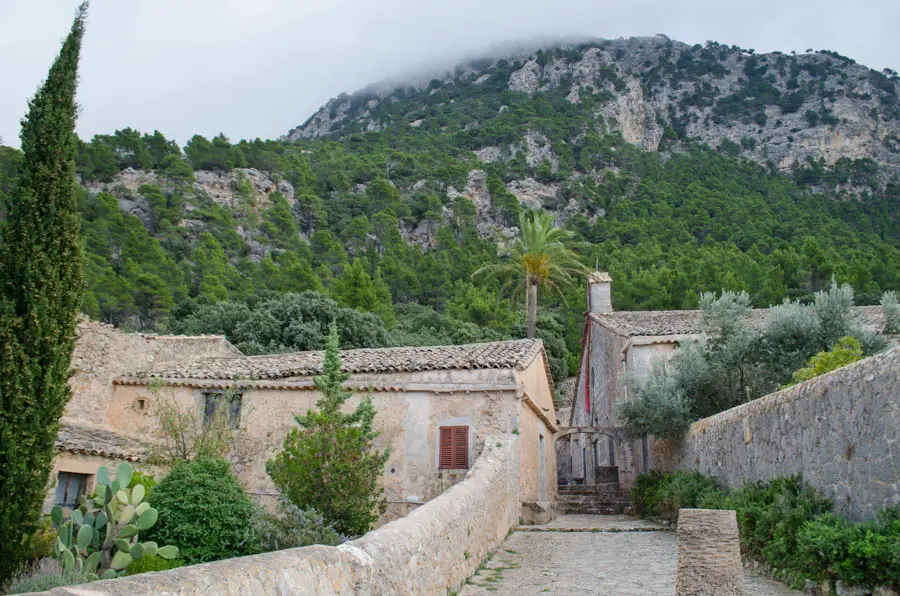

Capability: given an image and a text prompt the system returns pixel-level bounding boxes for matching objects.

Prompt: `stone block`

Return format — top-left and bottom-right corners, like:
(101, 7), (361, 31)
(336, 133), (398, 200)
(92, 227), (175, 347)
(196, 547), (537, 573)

(520, 501), (555, 525)
(675, 509), (745, 596)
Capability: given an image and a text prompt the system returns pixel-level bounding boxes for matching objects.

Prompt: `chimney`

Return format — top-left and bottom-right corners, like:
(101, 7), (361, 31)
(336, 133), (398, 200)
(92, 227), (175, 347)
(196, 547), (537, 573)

(588, 271), (612, 314)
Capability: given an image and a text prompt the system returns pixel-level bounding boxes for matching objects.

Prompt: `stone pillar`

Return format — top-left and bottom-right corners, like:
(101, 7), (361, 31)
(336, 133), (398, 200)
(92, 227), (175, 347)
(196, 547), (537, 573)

(675, 509), (745, 596)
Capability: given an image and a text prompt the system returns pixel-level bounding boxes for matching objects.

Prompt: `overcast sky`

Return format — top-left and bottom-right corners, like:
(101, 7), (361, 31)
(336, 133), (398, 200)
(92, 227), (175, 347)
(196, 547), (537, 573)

(1, 0), (898, 148)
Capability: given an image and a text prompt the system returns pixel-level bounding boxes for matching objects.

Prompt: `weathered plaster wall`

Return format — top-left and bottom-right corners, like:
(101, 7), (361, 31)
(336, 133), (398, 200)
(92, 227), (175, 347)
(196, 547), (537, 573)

(656, 346), (900, 521)
(516, 358), (558, 504)
(67, 320), (240, 425)
(109, 373), (523, 520)
(34, 435), (521, 596)
(42, 453), (159, 513)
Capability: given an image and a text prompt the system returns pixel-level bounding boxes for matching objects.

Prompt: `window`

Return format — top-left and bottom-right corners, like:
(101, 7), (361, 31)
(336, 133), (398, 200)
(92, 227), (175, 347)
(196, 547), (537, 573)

(135, 398), (147, 411)
(203, 391), (242, 429)
(439, 426), (468, 469)
(55, 471), (90, 507)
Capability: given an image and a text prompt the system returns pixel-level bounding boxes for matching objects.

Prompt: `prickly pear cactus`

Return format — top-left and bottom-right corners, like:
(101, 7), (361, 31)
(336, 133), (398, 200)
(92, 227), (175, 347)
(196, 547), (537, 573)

(52, 462), (179, 581)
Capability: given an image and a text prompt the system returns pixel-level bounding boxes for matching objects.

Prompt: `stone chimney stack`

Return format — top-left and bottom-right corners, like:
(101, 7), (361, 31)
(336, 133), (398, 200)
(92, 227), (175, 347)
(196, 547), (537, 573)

(588, 271), (613, 314)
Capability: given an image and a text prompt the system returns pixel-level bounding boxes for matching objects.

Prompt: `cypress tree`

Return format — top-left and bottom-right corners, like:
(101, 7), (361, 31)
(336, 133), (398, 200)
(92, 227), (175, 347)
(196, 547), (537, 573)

(267, 323), (389, 536)
(0, 3), (88, 584)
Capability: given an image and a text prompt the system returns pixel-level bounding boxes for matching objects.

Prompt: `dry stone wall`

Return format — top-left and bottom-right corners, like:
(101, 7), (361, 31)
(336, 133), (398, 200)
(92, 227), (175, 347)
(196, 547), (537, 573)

(33, 434), (521, 596)
(656, 346), (900, 520)
(66, 319), (240, 425)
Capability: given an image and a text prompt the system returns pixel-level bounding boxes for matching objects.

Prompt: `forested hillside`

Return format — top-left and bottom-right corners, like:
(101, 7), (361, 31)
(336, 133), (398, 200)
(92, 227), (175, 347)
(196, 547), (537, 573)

(1, 37), (899, 381)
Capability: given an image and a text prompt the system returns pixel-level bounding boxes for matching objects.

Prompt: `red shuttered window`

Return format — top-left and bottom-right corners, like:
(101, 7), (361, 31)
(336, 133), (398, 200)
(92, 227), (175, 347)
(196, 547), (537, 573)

(439, 426), (469, 469)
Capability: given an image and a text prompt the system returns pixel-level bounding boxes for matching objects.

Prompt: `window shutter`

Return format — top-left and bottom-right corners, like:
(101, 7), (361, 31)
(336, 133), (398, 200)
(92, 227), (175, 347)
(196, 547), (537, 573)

(439, 427), (453, 469)
(453, 427), (468, 469)
(439, 426), (469, 469)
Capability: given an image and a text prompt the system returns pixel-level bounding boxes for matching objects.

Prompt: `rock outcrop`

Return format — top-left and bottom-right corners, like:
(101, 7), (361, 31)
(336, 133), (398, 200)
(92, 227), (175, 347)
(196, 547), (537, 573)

(286, 37), (900, 180)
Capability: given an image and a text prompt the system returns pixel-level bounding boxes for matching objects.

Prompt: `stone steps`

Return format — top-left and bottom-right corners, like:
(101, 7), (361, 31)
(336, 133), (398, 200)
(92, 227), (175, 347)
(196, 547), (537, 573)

(556, 484), (632, 515)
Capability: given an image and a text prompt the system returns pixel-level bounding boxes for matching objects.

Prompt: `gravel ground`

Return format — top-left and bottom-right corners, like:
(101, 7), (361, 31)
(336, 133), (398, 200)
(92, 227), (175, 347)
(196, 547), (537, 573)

(459, 515), (799, 596)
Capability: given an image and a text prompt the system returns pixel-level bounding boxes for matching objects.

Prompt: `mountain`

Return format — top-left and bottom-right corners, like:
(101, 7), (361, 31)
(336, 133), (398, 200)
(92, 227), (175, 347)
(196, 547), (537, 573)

(289, 36), (900, 184)
(2, 37), (900, 381)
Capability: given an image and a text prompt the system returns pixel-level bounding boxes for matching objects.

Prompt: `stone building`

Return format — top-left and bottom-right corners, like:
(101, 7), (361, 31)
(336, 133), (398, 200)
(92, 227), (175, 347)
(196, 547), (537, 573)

(49, 321), (558, 522)
(48, 319), (241, 512)
(561, 272), (886, 492)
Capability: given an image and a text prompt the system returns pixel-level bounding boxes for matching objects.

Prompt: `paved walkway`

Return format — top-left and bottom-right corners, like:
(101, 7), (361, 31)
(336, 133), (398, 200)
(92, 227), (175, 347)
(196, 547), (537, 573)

(459, 515), (799, 596)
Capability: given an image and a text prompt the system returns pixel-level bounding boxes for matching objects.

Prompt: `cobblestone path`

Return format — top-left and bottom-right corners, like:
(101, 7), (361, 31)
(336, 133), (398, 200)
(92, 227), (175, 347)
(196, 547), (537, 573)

(459, 515), (799, 596)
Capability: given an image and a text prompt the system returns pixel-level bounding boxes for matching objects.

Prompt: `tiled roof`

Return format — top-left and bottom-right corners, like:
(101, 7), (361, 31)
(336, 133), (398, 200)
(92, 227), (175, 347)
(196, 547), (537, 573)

(591, 306), (885, 338)
(121, 339), (546, 382)
(56, 423), (147, 462)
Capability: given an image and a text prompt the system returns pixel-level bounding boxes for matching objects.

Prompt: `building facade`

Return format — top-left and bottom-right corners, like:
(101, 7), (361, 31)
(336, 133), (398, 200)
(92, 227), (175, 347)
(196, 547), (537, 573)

(50, 322), (559, 523)
(562, 272), (886, 491)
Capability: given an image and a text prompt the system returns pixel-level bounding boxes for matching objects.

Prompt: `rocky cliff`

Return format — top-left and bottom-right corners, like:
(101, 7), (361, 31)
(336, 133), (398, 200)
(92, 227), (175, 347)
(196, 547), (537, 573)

(287, 37), (900, 181)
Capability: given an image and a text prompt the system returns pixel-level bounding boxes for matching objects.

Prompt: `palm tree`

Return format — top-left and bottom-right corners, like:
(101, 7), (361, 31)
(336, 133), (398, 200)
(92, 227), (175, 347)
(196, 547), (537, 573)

(473, 211), (588, 338)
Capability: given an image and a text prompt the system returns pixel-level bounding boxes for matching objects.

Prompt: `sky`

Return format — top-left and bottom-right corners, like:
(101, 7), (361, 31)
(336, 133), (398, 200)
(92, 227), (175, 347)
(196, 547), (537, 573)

(1, 0), (898, 148)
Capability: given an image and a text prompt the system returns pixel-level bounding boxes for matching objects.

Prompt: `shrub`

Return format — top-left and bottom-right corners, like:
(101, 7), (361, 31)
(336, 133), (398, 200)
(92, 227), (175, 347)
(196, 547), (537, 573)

(25, 517), (57, 562)
(788, 336), (863, 385)
(630, 471), (666, 517)
(796, 508), (900, 588)
(727, 477), (831, 569)
(251, 499), (345, 552)
(882, 291), (900, 334)
(268, 324), (389, 537)
(144, 458), (258, 564)
(629, 471), (721, 521)
(4, 559), (80, 595)
(619, 361), (693, 438)
(125, 554), (186, 576)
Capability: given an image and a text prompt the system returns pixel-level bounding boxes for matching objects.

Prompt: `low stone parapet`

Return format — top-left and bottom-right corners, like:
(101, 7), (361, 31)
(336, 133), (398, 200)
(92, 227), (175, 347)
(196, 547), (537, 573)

(30, 434), (521, 596)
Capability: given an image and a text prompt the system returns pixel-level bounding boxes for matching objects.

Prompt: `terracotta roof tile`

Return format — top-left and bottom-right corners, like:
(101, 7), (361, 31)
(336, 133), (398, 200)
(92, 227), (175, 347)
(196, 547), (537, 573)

(590, 305), (885, 337)
(122, 339), (546, 382)
(56, 423), (147, 462)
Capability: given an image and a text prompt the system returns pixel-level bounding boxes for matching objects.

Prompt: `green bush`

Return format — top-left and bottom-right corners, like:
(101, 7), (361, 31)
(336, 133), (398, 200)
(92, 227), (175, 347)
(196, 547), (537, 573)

(629, 471), (721, 520)
(726, 477), (831, 569)
(796, 509), (900, 588)
(144, 458), (258, 564)
(632, 473), (900, 590)
(251, 499), (345, 552)
(125, 554), (186, 576)
(788, 336), (863, 386)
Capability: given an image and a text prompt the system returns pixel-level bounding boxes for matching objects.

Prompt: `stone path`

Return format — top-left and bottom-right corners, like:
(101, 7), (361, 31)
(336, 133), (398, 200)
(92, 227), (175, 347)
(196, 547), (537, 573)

(459, 515), (800, 596)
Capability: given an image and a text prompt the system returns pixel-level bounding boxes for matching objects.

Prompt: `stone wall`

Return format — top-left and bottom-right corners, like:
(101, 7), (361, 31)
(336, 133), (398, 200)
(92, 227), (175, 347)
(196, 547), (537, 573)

(656, 346), (900, 521)
(66, 319), (241, 425)
(33, 435), (521, 596)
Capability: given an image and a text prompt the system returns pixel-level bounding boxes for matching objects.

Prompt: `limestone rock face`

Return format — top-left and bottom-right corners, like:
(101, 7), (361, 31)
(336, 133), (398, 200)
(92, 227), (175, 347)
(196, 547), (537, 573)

(85, 167), (294, 210)
(286, 36), (900, 181)
(508, 59), (543, 94)
(506, 178), (559, 211)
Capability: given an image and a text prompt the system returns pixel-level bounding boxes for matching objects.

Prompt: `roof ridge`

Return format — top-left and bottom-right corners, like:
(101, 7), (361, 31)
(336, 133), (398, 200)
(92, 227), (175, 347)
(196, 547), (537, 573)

(121, 338), (547, 381)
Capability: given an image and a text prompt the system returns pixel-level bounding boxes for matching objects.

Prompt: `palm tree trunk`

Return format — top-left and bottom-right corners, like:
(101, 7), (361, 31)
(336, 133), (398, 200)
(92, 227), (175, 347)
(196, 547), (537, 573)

(527, 282), (538, 339)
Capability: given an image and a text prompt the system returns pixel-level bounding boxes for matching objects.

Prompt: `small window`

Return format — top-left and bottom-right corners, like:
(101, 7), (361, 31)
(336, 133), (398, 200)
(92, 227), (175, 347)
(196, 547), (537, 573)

(55, 471), (90, 507)
(203, 391), (242, 429)
(439, 426), (469, 469)
(135, 398), (147, 411)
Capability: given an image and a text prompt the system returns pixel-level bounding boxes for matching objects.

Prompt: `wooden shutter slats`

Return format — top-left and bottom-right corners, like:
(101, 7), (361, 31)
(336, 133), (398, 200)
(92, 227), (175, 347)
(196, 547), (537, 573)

(439, 426), (469, 469)
(439, 427), (453, 468)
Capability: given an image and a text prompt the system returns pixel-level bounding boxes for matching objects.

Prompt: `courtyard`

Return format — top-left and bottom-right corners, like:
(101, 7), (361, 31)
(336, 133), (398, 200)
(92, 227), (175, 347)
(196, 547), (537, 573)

(459, 515), (800, 596)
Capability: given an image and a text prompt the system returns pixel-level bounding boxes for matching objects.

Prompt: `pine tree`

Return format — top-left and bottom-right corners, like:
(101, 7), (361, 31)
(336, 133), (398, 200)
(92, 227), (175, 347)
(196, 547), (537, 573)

(0, 4), (87, 585)
(267, 323), (389, 536)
